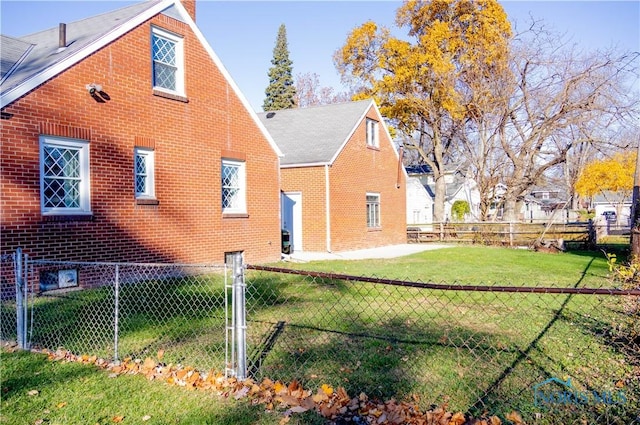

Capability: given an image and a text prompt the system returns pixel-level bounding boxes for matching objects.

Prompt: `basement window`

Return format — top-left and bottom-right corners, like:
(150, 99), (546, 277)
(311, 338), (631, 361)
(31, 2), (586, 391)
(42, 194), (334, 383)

(39, 269), (78, 292)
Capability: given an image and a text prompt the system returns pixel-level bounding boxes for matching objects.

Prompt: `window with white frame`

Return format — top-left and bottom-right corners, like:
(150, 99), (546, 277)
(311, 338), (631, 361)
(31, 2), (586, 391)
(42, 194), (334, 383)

(40, 136), (91, 215)
(366, 193), (380, 228)
(134, 147), (155, 199)
(221, 159), (246, 214)
(151, 27), (184, 95)
(366, 118), (379, 148)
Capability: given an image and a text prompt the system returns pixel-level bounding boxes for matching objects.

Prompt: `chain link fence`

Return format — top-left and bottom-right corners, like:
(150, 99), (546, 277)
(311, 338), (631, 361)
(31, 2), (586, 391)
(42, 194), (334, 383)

(0, 253), (18, 342)
(1, 253), (230, 373)
(244, 265), (640, 425)
(2, 251), (639, 424)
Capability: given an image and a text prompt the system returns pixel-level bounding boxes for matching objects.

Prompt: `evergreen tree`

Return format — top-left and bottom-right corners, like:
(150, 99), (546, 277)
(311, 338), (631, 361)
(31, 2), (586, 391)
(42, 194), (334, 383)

(263, 24), (296, 111)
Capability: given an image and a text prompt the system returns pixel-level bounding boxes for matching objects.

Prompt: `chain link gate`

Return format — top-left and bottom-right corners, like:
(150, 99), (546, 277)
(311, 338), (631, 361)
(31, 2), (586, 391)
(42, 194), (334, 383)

(1, 249), (247, 378)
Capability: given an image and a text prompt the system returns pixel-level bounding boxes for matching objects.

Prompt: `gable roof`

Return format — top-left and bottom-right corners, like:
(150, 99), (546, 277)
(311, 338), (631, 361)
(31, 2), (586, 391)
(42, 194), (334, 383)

(1, 1), (163, 105)
(0, 0), (282, 157)
(257, 99), (384, 167)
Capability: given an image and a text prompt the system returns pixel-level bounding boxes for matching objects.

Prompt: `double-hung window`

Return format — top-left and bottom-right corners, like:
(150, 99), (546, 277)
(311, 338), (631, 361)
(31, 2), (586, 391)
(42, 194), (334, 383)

(134, 147), (155, 199)
(39, 136), (91, 215)
(366, 118), (379, 148)
(221, 159), (246, 214)
(151, 27), (184, 96)
(366, 193), (380, 228)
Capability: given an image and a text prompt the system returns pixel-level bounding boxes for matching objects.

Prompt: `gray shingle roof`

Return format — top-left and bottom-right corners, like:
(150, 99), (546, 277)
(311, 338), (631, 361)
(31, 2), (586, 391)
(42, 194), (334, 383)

(0, 0), (284, 158)
(257, 100), (374, 166)
(1, 1), (163, 103)
(0, 35), (34, 83)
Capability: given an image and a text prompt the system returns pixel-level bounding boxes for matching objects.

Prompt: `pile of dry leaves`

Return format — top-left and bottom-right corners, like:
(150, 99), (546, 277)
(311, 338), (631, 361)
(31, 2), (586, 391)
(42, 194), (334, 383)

(18, 345), (526, 425)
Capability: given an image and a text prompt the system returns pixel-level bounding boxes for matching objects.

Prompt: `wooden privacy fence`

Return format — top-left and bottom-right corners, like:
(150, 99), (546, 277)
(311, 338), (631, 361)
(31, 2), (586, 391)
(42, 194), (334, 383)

(406, 221), (629, 247)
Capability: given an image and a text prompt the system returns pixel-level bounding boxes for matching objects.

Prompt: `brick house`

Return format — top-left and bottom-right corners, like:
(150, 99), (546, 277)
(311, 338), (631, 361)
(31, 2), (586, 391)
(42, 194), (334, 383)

(0, 0), (283, 288)
(258, 100), (407, 253)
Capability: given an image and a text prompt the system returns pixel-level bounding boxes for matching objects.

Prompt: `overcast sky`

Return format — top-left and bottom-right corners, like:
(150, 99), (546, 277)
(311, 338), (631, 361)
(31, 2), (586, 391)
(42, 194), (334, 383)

(2, 0), (639, 112)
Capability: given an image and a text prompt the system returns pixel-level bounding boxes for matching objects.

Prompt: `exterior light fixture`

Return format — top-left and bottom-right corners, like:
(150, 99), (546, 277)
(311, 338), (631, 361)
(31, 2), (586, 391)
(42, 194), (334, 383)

(85, 83), (103, 95)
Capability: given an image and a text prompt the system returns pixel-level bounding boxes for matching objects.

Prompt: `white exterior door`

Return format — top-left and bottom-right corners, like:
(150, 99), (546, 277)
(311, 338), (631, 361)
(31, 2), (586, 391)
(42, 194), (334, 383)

(281, 192), (302, 252)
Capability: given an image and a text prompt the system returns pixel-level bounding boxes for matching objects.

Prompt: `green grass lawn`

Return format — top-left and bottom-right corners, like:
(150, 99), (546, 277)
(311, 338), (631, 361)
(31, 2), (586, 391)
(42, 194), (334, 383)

(247, 246), (638, 423)
(278, 245), (614, 286)
(0, 349), (325, 425)
(2, 246), (637, 424)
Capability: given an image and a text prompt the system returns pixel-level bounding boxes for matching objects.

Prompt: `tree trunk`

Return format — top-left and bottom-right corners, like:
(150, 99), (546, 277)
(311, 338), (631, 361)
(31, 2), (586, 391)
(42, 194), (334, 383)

(433, 173), (446, 222)
(503, 198), (517, 222)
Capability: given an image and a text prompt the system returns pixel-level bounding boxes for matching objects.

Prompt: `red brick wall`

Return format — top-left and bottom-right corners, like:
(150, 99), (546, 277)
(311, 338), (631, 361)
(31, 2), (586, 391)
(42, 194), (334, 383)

(279, 106), (406, 253)
(0, 12), (281, 273)
(280, 166), (327, 252)
(328, 107), (407, 251)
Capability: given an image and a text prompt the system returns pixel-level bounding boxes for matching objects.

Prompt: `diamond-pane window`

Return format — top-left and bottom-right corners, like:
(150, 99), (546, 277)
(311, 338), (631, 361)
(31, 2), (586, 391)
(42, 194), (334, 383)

(222, 159), (246, 214)
(134, 148), (155, 198)
(135, 156), (146, 193)
(40, 136), (90, 214)
(151, 27), (183, 94)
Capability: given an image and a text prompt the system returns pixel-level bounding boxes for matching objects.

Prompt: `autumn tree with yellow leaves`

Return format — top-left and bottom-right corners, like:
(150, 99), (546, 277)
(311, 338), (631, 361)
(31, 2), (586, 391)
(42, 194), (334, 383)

(334, 0), (512, 222)
(575, 151), (636, 225)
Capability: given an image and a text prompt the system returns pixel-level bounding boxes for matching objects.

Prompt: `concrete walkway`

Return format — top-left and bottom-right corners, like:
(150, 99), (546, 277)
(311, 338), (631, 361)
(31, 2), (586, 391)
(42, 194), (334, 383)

(282, 243), (451, 262)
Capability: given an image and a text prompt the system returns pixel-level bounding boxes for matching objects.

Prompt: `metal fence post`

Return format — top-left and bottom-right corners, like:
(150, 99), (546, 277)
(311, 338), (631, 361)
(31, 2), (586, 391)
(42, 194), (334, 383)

(14, 248), (26, 349)
(232, 252), (247, 380)
(113, 264), (120, 362)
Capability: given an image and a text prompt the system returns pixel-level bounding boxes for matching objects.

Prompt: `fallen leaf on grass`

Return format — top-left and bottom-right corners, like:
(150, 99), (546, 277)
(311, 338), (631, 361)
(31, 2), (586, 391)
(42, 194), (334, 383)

(312, 390), (328, 403)
(450, 411), (466, 425)
(142, 357), (156, 370)
(234, 386), (249, 400)
(278, 416), (290, 425)
(112, 416), (124, 423)
(288, 406), (309, 414)
(320, 383), (333, 396)
(273, 381), (286, 395)
(506, 411), (524, 424)
(27, 390), (39, 396)
(276, 394), (301, 407)
(56, 402), (67, 408)
(142, 416), (151, 421)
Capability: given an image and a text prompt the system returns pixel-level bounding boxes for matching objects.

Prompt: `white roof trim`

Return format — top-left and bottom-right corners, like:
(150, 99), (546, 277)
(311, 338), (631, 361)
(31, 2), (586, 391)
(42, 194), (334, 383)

(172, 1), (283, 158)
(326, 99), (374, 166)
(325, 100), (408, 180)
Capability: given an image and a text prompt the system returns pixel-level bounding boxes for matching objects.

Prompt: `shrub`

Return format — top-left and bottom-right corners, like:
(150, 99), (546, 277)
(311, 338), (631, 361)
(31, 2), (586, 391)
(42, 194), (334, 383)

(451, 200), (471, 222)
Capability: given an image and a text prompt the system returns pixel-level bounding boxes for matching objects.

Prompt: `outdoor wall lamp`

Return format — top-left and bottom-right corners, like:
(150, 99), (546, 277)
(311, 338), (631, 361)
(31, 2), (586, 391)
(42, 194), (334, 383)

(85, 83), (103, 95)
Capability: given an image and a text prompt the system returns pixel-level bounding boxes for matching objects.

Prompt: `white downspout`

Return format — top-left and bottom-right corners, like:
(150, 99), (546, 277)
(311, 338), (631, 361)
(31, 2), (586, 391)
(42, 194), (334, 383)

(325, 164), (331, 252)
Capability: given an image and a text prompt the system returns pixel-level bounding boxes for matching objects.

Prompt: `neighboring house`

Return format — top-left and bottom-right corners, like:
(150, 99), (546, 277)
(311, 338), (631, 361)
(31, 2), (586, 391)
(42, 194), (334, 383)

(258, 100), (407, 253)
(406, 176), (434, 225)
(591, 192), (632, 226)
(405, 165), (576, 224)
(520, 187), (571, 223)
(405, 164), (479, 223)
(0, 0), (283, 295)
